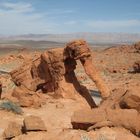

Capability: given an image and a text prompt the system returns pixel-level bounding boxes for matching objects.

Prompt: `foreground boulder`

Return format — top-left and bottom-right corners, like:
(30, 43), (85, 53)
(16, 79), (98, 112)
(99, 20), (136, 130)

(23, 115), (47, 131)
(10, 127), (140, 140)
(3, 122), (22, 139)
(71, 109), (140, 136)
(71, 88), (140, 137)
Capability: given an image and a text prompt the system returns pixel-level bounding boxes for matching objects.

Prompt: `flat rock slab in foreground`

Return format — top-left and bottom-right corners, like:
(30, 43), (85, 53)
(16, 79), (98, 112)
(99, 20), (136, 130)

(71, 109), (107, 130)
(3, 122), (22, 139)
(71, 109), (140, 136)
(23, 115), (47, 131)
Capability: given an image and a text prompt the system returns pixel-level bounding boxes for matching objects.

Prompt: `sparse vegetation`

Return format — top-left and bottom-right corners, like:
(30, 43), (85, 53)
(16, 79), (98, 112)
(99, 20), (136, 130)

(0, 100), (23, 114)
(97, 133), (115, 140)
(81, 135), (91, 140)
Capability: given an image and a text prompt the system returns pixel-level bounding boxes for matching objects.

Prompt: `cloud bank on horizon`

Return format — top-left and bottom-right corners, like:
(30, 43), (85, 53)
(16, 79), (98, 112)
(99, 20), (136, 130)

(0, 0), (140, 35)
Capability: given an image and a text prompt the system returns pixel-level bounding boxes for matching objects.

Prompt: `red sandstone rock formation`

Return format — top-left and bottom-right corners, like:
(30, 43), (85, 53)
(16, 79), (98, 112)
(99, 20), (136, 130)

(71, 108), (140, 136)
(11, 40), (104, 107)
(99, 88), (140, 112)
(133, 61), (140, 73)
(0, 81), (2, 99)
(71, 88), (140, 137)
(23, 115), (47, 131)
(64, 40), (110, 98)
(134, 42), (140, 53)
(12, 86), (46, 107)
(3, 122), (22, 139)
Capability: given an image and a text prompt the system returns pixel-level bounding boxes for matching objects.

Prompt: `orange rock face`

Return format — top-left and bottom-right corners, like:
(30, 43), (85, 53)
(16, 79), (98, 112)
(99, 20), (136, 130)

(23, 115), (47, 131)
(12, 86), (46, 107)
(71, 108), (140, 136)
(3, 122), (22, 139)
(0, 81), (2, 99)
(64, 40), (110, 98)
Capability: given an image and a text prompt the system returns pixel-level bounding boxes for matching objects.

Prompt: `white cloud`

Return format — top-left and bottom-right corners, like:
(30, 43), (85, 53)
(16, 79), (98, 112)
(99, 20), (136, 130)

(0, 2), (57, 35)
(0, 2), (77, 35)
(1, 2), (34, 13)
(0, 2), (140, 35)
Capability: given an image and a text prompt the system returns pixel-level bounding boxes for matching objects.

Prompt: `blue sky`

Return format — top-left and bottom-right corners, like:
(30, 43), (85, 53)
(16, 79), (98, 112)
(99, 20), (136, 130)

(0, 0), (140, 35)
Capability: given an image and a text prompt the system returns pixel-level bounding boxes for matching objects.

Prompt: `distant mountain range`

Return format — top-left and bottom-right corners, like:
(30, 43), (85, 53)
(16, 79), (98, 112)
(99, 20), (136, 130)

(0, 33), (140, 45)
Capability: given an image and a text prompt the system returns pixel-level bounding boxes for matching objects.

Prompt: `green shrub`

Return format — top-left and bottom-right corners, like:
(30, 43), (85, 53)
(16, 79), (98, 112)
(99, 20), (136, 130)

(0, 100), (23, 114)
(81, 135), (91, 140)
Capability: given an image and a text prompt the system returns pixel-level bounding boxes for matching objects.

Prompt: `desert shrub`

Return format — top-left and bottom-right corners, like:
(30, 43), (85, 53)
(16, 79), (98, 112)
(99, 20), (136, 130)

(0, 100), (23, 114)
(81, 135), (91, 140)
(96, 133), (115, 140)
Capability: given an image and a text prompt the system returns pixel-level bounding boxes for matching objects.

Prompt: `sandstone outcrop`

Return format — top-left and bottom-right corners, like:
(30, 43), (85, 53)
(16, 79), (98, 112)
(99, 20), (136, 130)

(98, 88), (140, 112)
(71, 109), (140, 136)
(0, 81), (2, 99)
(2, 116), (47, 139)
(119, 89), (140, 112)
(133, 61), (140, 73)
(10, 40), (110, 108)
(64, 40), (110, 98)
(134, 42), (140, 53)
(23, 115), (47, 131)
(3, 122), (22, 139)
(12, 86), (46, 107)
(71, 87), (140, 137)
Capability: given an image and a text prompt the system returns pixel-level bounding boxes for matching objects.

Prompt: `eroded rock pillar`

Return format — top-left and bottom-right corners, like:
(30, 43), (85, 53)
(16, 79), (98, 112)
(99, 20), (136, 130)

(64, 40), (110, 98)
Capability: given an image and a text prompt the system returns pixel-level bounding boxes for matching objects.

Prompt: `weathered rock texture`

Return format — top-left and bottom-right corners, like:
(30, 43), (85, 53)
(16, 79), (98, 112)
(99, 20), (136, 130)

(119, 90), (140, 112)
(10, 40), (110, 108)
(64, 40), (110, 98)
(71, 88), (140, 137)
(99, 88), (127, 109)
(0, 81), (2, 99)
(133, 61), (140, 73)
(3, 122), (22, 139)
(10, 57), (42, 91)
(99, 88), (140, 112)
(12, 86), (46, 107)
(23, 115), (47, 131)
(134, 42), (140, 53)
(71, 109), (140, 136)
